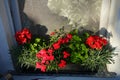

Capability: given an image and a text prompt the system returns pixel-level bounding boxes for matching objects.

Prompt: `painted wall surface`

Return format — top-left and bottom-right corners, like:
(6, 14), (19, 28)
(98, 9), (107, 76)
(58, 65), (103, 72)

(19, 0), (68, 34)
(19, 0), (101, 34)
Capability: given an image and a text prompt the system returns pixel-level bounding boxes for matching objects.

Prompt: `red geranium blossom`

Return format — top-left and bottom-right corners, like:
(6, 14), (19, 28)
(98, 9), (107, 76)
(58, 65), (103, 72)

(62, 37), (69, 43)
(23, 28), (31, 38)
(52, 42), (60, 50)
(47, 48), (54, 55)
(86, 35), (108, 50)
(36, 62), (46, 72)
(63, 51), (70, 58)
(36, 48), (55, 65)
(39, 49), (47, 55)
(36, 49), (47, 58)
(58, 60), (66, 68)
(66, 33), (72, 39)
(15, 28), (32, 44)
(48, 55), (54, 61)
(50, 32), (55, 36)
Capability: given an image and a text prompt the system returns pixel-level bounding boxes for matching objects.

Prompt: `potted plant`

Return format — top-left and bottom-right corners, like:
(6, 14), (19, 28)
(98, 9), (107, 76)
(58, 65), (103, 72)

(11, 27), (116, 77)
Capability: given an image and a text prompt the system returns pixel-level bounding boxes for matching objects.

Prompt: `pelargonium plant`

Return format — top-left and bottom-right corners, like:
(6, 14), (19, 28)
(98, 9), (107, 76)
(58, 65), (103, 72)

(11, 27), (116, 73)
(35, 29), (72, 72)
(15, 28), (32, 44)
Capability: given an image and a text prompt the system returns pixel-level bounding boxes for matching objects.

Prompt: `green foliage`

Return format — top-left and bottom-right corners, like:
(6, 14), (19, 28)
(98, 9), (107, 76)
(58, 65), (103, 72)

(68, 29), (89, 63)
(11, 37), (47, 70)
(82, 44), (116, 71)
(67, 29), (116, 71)
(11, 27), (116, 72)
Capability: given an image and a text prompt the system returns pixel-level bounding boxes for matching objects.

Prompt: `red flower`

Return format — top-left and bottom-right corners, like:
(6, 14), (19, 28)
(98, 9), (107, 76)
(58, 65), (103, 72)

(57, 38), (63, 44)
(23, 28), (32, 40)
(63, 51), (70, 58)
(52, 42), (60, 50)
(86, 35), (107, 50)
(58, 60), (66, 68)
(36, 48), (55, 65)
(62, 37), (69, 43)
(101, 38), (107, 46)
(66, 34), (72, 40)
(36, 53), (41, 59)
(39, 49), (47, 55)
(50, 32), (55, 36)
(15, 32), (26, 44)
(15, 28), (32, 44)
(48, 55), (54, 61)
(86, 36), (94, 45)
(94, 41), (102, 50)
(48, 48), (54, 55)
(22, 28), (30, 34)
(36, 62), (46, 72)
(36, 49), (48, 61)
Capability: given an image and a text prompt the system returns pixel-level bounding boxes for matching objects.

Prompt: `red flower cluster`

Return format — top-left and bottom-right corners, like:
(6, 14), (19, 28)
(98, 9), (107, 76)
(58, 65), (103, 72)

(58, 60), (66, 68)
(15, 28), (32, 44)
(36, 62), (46, 72)
(36, 34), (72, 72)
(63, 51), (70, 58)
(86, 35), (107, 50)
(36, 49), (54, 72)
(52, 34), (72, 50)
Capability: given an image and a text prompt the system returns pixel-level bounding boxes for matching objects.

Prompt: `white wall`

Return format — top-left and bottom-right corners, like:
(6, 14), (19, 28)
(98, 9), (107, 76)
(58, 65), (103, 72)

(100, 0), (120, 76)
(107, 0), (120, 76)
(23, 0), (68, 33)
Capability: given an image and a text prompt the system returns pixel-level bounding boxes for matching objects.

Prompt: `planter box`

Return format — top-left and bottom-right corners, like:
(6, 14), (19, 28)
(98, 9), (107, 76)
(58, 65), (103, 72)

(10, 64), (116, 77)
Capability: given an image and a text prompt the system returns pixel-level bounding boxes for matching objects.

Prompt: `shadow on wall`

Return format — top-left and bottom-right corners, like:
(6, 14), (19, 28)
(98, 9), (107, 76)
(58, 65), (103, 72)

(78, 27), (113, 39)
(98, 27), (113, 39)
(18, 0), (49, 39)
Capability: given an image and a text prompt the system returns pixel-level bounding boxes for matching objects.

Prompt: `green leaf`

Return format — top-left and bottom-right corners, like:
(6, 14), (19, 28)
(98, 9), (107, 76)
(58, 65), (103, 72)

(35, 38), (41, 43)
(81, 44), (86, 50)
(84, 53), (88, 58)
(84, 32), (89, 37)
(72, 35), (81, 41)
(30, 44), (35, 50)
(76, 43), (80, 49)
(33, 43), (37, 47)
(69, 44), (75, 50)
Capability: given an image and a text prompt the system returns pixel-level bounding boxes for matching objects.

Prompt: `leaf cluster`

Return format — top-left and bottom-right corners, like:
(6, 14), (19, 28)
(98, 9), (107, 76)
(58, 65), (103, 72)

(11, 37), (47, 70)
(68, 29), (89, 63)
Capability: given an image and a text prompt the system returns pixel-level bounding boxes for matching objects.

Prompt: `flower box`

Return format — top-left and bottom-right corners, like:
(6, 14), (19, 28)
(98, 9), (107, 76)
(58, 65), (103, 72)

(11, 27), (116, 77)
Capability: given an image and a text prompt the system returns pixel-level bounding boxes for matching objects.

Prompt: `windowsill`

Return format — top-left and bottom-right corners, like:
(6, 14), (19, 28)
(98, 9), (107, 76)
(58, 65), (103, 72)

(13, 75), (120, 80)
